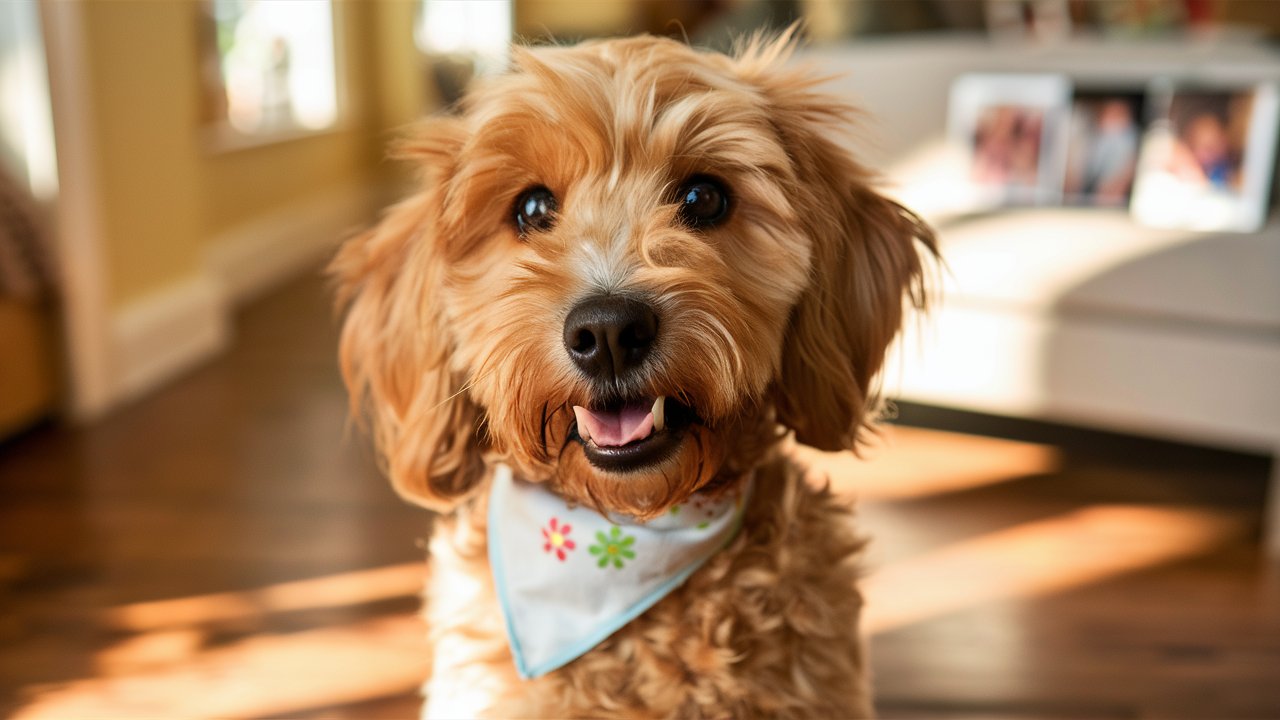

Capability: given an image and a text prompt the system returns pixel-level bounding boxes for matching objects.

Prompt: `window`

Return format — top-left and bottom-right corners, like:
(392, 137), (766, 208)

(202, 0), (339, 137)
(417, 0), (511, 74)
(0, 0), (58, 200)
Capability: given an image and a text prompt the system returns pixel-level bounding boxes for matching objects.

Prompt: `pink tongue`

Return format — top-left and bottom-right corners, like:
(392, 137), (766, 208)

(573, 401), (654, 448)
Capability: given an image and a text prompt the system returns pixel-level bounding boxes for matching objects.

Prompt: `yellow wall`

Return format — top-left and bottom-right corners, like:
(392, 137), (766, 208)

(515, 0), (635, 39)
(82, 0), (204, 308)
(79, 0), (426, 308)
(368, 0), (435, 142)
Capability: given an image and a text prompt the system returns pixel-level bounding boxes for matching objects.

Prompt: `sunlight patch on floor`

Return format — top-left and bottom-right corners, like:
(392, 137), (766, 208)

(798, 425), (1063, 501)
(101, 561), (425, 632)
(15, 563), (431, 717)
(863, 504), (1244, 635)
(14, 614), (428, 719)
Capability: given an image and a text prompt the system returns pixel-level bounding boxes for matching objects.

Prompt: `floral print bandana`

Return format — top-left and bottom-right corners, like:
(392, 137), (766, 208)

(488, 464), (752, 679)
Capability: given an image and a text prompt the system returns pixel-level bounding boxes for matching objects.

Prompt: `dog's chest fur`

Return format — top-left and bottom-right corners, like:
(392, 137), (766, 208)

(420, 455), (870, 719)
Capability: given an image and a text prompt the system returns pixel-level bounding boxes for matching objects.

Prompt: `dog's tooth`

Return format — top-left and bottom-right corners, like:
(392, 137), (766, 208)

(572, 406), (592, 442)
(652, 396), (666, 432)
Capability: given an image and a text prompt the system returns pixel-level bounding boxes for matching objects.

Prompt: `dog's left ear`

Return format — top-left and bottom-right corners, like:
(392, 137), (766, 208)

(735, 32), (939, 452)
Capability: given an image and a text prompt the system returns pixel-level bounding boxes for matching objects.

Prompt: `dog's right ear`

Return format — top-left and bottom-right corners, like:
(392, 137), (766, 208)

(331, 118), (486, 512)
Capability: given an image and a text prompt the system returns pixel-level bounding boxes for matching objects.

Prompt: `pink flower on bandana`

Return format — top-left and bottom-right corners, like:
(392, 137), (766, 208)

(542, 517), (576, 561)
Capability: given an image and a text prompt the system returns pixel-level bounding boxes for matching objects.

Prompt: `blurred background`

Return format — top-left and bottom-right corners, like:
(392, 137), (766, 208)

(1, 0), (1278, 717)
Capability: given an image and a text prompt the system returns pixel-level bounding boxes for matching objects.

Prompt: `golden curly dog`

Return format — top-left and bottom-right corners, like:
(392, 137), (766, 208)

(333, 29), (935, 719)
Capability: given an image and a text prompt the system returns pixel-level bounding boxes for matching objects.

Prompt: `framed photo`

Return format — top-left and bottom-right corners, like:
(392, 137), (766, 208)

(1131, 82), (1280, 232)
(1062, 89), (1146, 207)
(949, 74), (1072, 209)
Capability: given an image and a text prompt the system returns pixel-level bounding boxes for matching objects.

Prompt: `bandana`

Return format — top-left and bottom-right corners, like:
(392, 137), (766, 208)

(488, 464), (752, 679)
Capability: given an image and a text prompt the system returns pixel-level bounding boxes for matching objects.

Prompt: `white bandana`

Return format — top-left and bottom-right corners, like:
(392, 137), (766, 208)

(488, 464), (752, 679)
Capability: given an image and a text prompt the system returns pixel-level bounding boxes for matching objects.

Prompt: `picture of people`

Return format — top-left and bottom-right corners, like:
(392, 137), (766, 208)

(949, 73), (1071, 208)
(1063, 91), (1144, 206)
(971, 105), (1045, 191)
(1131, 83), (1279, 232)
(1163, 91), (1252, 192)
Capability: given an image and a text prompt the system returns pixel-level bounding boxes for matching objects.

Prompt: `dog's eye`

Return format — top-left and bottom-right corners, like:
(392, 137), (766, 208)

(514, 186), (558, 236)
(676, 176), (729, 228)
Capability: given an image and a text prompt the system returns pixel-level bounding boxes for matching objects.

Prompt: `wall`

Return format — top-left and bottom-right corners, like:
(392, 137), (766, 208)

(515, 0), (634, 38)
(201, 2), (400, 240)
(81, 0), (204, 309)
(54, 0), (428, 416)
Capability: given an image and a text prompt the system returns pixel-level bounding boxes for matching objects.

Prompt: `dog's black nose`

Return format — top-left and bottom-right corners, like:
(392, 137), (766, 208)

(563, 296), (658, 382)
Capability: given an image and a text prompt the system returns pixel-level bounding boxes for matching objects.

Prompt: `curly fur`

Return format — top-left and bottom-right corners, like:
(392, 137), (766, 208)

(333, 29), (935, 718)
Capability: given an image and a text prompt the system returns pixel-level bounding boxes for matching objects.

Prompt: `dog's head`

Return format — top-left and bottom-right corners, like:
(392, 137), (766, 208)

(334, 32), (935, 519)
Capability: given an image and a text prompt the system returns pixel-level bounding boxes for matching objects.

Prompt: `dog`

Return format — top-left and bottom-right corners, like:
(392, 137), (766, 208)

(332, 29), (935, 719)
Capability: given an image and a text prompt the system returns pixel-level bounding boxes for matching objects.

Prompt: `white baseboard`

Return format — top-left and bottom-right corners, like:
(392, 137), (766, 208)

(112, 273), (229, 405)
(205, 181), (380, 308)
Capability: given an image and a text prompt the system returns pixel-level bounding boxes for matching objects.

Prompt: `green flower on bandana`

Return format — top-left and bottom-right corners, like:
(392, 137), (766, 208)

(589, 526), (636, 569)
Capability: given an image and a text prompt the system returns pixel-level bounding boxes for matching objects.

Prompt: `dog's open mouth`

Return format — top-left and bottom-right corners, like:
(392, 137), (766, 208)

(571, 395), (694, 472)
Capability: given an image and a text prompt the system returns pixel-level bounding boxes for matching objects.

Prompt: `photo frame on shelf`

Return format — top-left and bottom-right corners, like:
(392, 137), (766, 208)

(948, 73), (1072, 210)
(1130, 81), (1280, 233)
(1063, 88), (1147, 207)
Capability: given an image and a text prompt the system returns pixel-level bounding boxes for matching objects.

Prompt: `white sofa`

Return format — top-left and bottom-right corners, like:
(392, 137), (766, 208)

(802, 37), (1280, 554)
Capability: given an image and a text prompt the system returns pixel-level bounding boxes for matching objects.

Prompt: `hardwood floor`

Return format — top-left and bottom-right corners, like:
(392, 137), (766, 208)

(1, 270), (1277, 719)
